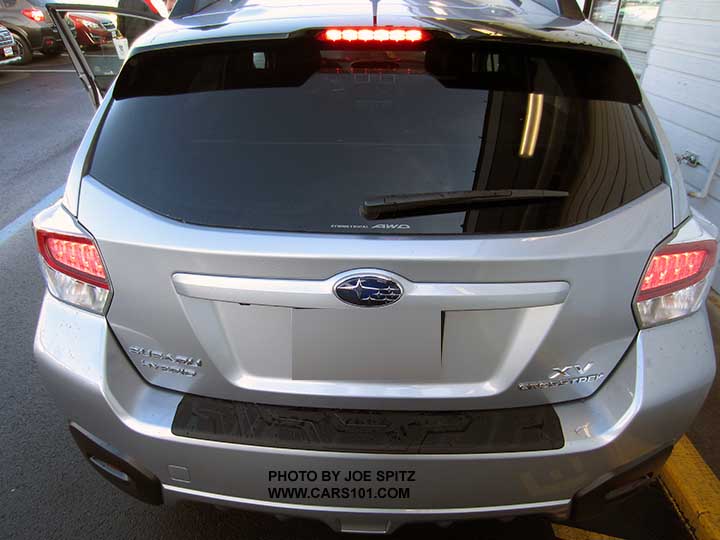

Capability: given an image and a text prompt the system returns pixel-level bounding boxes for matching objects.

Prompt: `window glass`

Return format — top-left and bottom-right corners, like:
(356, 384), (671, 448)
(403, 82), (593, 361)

(58, 10), (158, 92)
(89, 40), (664, 235)
(591, 0), (661, 77)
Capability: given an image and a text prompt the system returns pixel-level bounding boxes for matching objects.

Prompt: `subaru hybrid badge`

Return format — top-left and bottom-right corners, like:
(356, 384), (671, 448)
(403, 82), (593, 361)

(334, 275), (403, 307)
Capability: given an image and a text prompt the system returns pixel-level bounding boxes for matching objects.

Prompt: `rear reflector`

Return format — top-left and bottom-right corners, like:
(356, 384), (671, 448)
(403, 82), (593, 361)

(635, 239), (717, 328)
(320, 27), (428, 43)
(36, 230), (108, 289)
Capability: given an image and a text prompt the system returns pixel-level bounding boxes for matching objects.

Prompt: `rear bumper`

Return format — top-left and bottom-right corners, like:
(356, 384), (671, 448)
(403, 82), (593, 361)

(33, 293), (716, 533)
(39, 26), (62, 53)
(21, 23), (61, 51)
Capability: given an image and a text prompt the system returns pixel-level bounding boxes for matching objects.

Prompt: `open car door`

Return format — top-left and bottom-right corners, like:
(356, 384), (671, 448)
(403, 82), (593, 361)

(46, 2), (163, 108)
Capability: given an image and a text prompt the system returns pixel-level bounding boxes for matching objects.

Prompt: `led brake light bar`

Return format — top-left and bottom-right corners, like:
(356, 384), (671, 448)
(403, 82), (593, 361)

(319, 27), (429, 43)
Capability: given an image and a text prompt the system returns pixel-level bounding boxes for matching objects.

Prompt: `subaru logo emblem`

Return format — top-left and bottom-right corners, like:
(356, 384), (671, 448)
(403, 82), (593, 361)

(334, 275), (403, 307)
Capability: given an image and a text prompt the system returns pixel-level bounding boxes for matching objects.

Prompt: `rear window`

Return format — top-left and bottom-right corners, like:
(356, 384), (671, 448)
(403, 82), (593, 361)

(90, 37), (664, 235)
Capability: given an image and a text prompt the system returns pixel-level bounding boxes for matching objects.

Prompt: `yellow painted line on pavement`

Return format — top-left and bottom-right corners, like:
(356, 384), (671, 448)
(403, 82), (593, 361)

(660, 435), (720, 540)
(552, 523), (625, 540)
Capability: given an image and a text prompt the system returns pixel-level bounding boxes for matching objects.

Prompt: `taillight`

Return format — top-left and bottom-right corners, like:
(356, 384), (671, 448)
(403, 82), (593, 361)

(37, 231), (108, 289)
(319, 27), (429, 43)
(34, 206), (112, 314)
(21, 8), (45, 22)
(635, 240), (717, 328)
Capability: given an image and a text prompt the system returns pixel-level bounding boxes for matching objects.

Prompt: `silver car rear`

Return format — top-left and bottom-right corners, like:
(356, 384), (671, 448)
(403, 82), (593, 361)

(32, 0), (718, 533)
(67, 35), (675, 409)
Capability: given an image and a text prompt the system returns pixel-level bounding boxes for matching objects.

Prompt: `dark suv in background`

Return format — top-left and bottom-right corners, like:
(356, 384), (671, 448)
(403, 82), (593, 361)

(0, 0), (64, 64)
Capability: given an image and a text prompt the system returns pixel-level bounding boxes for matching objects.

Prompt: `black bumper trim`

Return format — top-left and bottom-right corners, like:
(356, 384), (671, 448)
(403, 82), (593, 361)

(171, 396), (564, 454)
(571, 444), (674, 521)
(69, 423), (163, 505)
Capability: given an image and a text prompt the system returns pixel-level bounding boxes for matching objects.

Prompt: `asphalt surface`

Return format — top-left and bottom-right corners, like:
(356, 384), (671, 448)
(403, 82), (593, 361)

(0, 54), (700, 540)
(0, 55), (90, 231)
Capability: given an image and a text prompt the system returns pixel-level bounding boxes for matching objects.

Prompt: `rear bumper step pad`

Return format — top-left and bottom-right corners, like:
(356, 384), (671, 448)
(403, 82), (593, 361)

(171, 396), (564, 453)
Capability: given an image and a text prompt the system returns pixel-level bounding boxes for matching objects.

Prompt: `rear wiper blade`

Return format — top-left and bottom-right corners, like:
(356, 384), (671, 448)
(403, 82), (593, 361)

(362, 189), (568, 220)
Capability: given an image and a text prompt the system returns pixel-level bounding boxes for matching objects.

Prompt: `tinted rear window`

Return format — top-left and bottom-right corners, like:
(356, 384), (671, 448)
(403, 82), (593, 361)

(90, 38), (663, 235)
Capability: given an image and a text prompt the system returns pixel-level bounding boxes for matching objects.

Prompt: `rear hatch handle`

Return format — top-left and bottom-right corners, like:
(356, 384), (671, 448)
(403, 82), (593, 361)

(172, 271), (569, 310)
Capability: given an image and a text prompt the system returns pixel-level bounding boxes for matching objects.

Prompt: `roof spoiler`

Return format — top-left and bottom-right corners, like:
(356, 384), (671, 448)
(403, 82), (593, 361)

(169, 0), (585, 21)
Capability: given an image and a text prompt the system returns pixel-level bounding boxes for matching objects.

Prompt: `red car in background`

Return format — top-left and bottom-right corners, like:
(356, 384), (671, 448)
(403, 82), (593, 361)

(64, 12), (116, 49)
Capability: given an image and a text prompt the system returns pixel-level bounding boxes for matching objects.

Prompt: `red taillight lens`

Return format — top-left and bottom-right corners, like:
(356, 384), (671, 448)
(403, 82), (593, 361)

(36, 230), (108, 289)
(637, 240), (717, 302)
(21, 8), (45, 22)
(319, 27), (428, 43)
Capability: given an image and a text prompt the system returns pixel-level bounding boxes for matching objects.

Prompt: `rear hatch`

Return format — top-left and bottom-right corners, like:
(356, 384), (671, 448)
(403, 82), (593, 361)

(76, 32), (672, 409)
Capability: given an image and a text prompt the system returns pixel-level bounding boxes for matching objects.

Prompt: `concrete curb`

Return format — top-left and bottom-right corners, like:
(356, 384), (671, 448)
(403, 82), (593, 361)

(660, 435), (720, 540)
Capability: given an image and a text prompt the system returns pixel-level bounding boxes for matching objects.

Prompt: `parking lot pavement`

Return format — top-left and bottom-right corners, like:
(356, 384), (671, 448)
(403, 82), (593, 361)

(0, 54), (708, 540)
(0, 54), (92, 232)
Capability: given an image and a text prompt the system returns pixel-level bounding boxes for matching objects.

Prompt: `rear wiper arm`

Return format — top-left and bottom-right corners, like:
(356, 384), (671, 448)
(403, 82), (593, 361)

(362, 189), (568, 220)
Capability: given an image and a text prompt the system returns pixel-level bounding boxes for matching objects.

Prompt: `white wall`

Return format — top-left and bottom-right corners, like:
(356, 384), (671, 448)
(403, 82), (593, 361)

(641, 0), (720, 288)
